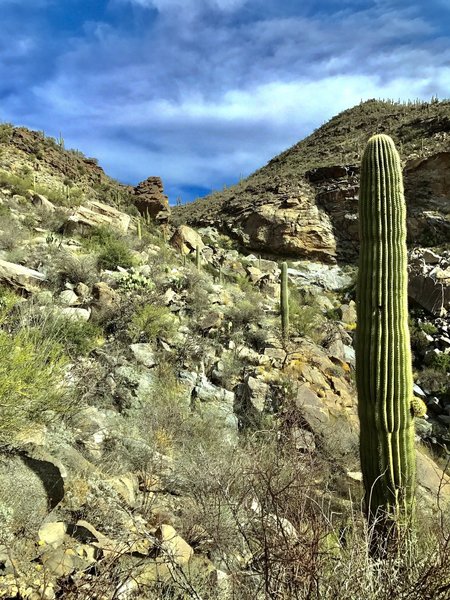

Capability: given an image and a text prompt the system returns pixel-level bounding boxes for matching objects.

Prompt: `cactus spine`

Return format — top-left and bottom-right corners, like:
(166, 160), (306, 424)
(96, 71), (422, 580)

(280, 262), (289, 339)
(356, 134), (415, 532)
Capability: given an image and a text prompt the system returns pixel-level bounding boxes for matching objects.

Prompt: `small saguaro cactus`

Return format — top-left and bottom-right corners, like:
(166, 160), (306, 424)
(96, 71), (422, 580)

(137, 219), (142, 241)
(195, 245), (201, 270)
(280, 262), (289, 339)
(356, 134), (416, 536)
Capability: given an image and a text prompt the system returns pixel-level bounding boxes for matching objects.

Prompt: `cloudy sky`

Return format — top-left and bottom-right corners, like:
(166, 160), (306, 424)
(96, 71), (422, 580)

(1, 0), (449, 202)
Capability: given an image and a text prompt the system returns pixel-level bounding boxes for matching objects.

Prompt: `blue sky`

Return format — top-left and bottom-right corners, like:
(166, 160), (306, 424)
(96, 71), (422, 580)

(1, 0), (449, 203)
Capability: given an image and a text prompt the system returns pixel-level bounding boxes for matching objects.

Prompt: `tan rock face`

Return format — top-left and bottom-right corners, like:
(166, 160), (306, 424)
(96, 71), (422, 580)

(170, 225), (204, 254)
(404, 152), (450, 246)
(65, 200), (131, 234)
(239, 201), (336, 262)
(210, 179), (336, 262)
(176, 152), (450, 262)
(133, 176), (170, 223)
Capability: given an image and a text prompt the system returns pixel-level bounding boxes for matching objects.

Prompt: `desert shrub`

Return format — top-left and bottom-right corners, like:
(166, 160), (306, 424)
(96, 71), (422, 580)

(51, 317), (104, 358)
(0, 325), (69, 448)
(128, 303), (177, 342)
(410, 323), (432, 357)
(47, 249), (98, 288)
(289, 287), (323, 340)
(226, 294), (264, 331)
(417, 368), (448, 394)
(0, 170), (32, 196)
(82, 226), (135, 270)
(0, 123), (13, 143)
(8, 294), (103, 357)
(98, 238), (135, 270)
(0, 287), (21, 321)
(215, 349), (246, 389)
(34, 205), (68, 232)
(0, 215), (27, 251)
(420, 322), (438, 335)
(426, 352), (450, 373)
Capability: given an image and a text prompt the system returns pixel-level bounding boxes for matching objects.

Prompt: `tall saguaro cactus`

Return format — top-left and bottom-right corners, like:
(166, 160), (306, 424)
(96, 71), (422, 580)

(356, 134), (415, 533)
(280, 262), (289, 340)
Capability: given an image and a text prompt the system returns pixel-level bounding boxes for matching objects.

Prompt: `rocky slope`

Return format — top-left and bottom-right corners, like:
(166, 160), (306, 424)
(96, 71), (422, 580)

(0, 117), (449, 599)
(0, 123), (170, 221)
(173, 99), (450, 262)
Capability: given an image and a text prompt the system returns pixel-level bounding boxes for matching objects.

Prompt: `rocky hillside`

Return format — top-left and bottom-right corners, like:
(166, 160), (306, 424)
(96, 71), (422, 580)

(173, 99), (450, 262)
(0, 123), (170, 222)
(0, 118), (449, 600)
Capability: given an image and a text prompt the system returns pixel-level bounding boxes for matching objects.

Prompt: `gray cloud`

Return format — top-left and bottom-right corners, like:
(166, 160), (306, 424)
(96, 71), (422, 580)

(0, 0), (448, 201)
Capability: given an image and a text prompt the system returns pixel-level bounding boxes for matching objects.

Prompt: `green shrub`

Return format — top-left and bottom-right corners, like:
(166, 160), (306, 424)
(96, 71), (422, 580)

(288, 287), (323, 340)
(420, 322), (438, 335)
(97, 239), (135, 270)
(417, 367), (448, 394)
(0, 170), (32, 196)
(0, 326), (69, 447)
(48, 250), (98, 288)
(15, 299), (104, 358)
(226, 296), (263, 331)
(83, 226), (135, 271)
(426, 352), (450, 373)
(52, 317), (104, 358)
(128, 304), (177, 342)
(0, 215), (27, 251)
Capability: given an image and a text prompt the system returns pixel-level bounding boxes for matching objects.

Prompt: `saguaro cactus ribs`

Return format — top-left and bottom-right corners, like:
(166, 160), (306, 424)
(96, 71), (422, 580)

(356, 134), (416, 532)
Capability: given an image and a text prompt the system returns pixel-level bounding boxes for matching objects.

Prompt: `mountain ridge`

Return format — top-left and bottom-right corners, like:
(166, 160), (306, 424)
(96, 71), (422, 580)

(173, 98), (450, 262)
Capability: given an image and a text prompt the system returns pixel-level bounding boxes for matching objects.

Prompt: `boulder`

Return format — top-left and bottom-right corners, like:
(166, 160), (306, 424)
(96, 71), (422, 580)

(58, 289), (79, 306)
(170, 225), (204, 255)
(409, 269), (450, 316)
(60, 307), (90, 321)
(0, 453), (65, 536)
(65, 200), (131, 234)
(29, 192), (56, 212)
(92, 282), (118, 310)
(130, 343), (156, 368)
(155, 524), (194, 566)
(0, 259), (46, 292)
(38, 522), (67, 548)
(417, 451), (450, 508)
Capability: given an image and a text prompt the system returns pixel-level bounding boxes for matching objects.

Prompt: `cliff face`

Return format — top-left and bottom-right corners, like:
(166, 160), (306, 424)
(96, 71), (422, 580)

(173, 100), (450, 262)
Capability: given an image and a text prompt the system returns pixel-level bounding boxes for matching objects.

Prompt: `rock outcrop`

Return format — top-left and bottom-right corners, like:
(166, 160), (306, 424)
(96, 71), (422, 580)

(0, 259), (46, 292)
(409, 248), (450, 316)
(65, 199), (131, 234)
(174, 100), (450, 261)
(170, 225), (205, 255)
(174, 156), (450, 263)
(133, 176), (170, 223)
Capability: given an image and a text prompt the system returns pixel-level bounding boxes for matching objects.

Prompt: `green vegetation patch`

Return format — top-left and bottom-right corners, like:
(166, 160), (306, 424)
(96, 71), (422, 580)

(128, 304), (177, 342)
(0, 325), (69, 448)
(82, 226), (136, 270)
